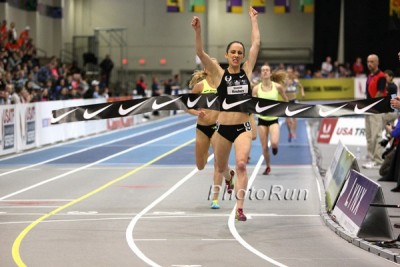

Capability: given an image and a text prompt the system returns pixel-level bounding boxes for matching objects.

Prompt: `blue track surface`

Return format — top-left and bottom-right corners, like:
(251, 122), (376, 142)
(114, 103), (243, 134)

(0, 115), (311, 166)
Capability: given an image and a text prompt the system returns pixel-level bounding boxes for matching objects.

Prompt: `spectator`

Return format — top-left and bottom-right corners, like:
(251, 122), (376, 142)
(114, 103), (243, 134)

(0, 20), (7, 46)
(362, 54), (387, 169)
(352, 57), (365, 77)
(135, 75), (147, 97)
(17, 26), (29, 48)
(384, 69), (398, 96)
(99, 54), (114, 87)
(321, 56), (333, 77)
(163, 78), (172, 95)
(151, 76), (161, 116)
(91, 80), (101, 98)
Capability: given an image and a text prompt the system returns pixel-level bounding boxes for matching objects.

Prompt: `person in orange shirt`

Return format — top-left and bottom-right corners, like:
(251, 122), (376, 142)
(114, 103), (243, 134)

(18, 26), (30, 48)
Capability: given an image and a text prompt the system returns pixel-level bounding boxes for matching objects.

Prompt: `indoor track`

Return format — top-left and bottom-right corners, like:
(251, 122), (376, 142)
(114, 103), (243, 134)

(0, 114), (397, 267)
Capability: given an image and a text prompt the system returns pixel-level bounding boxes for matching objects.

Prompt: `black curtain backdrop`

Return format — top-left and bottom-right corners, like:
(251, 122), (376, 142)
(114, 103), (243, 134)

(343, 0), (400, 75)
(313, 0), (341, 71)
(344, 0), (400, 76)
(314, 0), (400, 75)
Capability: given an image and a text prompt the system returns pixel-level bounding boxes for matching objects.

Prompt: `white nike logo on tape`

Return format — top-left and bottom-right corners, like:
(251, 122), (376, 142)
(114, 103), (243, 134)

(285, 106), (312, 117)
(51, 108), (78, 124)
(222, 98), (251, 110)
(239, 74), (245, 78)
(83, 104), (113, 119)
(152, 97), (182, 110)
(187, 95), (202, 108)
(318, 104), (347, 117)
(119, 101), (147, 116)
(354, 98), (384, 114)
(255, 102), (280, 113)
(206, 96), (218, 107)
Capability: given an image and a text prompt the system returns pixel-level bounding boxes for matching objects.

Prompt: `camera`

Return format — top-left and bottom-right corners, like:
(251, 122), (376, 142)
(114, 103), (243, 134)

(379, 132), (392, 147)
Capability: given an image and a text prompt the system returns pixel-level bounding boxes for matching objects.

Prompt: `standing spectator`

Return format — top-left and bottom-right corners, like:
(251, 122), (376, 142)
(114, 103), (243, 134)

(384, 69), (398, 96)
(135, 75), (147, 97)
(171, 74), (181, 95)
(352, 57), (365, 77)
(362, 54), (387, 169)
(163, 78), (172, 95)
(151, 76), (161, 116)
(321, 56), (333, 77)
(99, 54), (114, 87)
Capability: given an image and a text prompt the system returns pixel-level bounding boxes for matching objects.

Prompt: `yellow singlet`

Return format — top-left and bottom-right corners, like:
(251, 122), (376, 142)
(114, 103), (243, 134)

(257, 82), (278, 121)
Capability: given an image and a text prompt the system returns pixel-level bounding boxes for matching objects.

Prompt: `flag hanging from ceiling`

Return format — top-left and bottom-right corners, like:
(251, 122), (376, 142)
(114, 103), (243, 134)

(227, 0), (243, 13)
(274, 0), (290, 14)
(250, 0), (265, 13)
(390, 0), (400, 16)
(167, 0), (183, 13)
(189, 0), (206, 13)
(299, 0), (314, 13)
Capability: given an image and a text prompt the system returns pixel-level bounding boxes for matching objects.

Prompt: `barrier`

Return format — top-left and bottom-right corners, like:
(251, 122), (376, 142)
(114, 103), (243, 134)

(0, 98), (142, 158)
(332, 169), (395, 242)
(324, 141), (359, 212)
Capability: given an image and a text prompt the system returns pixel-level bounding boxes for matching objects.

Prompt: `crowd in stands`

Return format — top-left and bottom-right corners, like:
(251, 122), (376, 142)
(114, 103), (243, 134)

(0, 20), (112, 105)
(0, 19), (388, 105)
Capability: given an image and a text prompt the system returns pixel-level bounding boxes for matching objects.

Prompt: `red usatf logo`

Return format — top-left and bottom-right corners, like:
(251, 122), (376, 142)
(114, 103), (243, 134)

(317, 118), (338, 143)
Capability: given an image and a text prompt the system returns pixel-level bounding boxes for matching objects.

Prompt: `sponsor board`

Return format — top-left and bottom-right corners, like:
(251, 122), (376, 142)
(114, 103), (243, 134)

(317, 117), (366, 146)
(332, 169), (395, 241)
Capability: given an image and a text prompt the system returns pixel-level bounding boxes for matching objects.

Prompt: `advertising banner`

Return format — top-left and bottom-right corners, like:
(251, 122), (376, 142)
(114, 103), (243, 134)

(317, 117), (366, 146)
(332, 170), (395, 241)
(0, 105), (17, 155)
(325, 142), (359, 212)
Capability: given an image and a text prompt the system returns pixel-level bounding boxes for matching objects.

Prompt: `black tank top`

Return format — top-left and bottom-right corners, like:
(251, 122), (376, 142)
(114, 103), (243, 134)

(217, 69), (251, 100)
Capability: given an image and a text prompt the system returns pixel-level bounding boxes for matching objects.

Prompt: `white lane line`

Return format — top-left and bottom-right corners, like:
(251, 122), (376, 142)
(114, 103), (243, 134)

(0, 213), (321, 226)
(305, 120), (323, 203)
(0, 199), (74, 202)
(0, 117), (195, 178)
(0, 124), (195, 201)
(125, 155), (214, 267)
(228, 121), (288, 267)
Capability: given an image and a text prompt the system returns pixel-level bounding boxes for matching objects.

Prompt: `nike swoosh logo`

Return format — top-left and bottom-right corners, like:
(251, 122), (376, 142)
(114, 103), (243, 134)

(255, 102), (280, 113)
(285, 106), (312, 117)
(239, 74), (245, 78)
(152, 97), (182, 110)
(119, 101), (147, 116)
(354, 98), (384, 114)
(318, 104), (347, 117)
(187, 95), (202, 108)
(206, 96), (218, 107)
(83, 104), (113, 119)
(51, 108), (78, 124)
(222, 98), (251, 110)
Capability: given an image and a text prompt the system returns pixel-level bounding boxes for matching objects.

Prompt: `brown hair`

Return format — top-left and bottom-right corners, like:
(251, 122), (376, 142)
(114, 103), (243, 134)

(271, 69), (287, 85)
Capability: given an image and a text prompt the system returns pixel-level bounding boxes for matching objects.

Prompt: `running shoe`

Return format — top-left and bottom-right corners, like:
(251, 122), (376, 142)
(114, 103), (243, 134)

(235, 208), (247, 221)
(225, 169), (235, 194)
(272, 147), (278, 155)
(263, 166), (271, 175)
(288, 133), (292, 143)
(211, 200), (220, 209)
